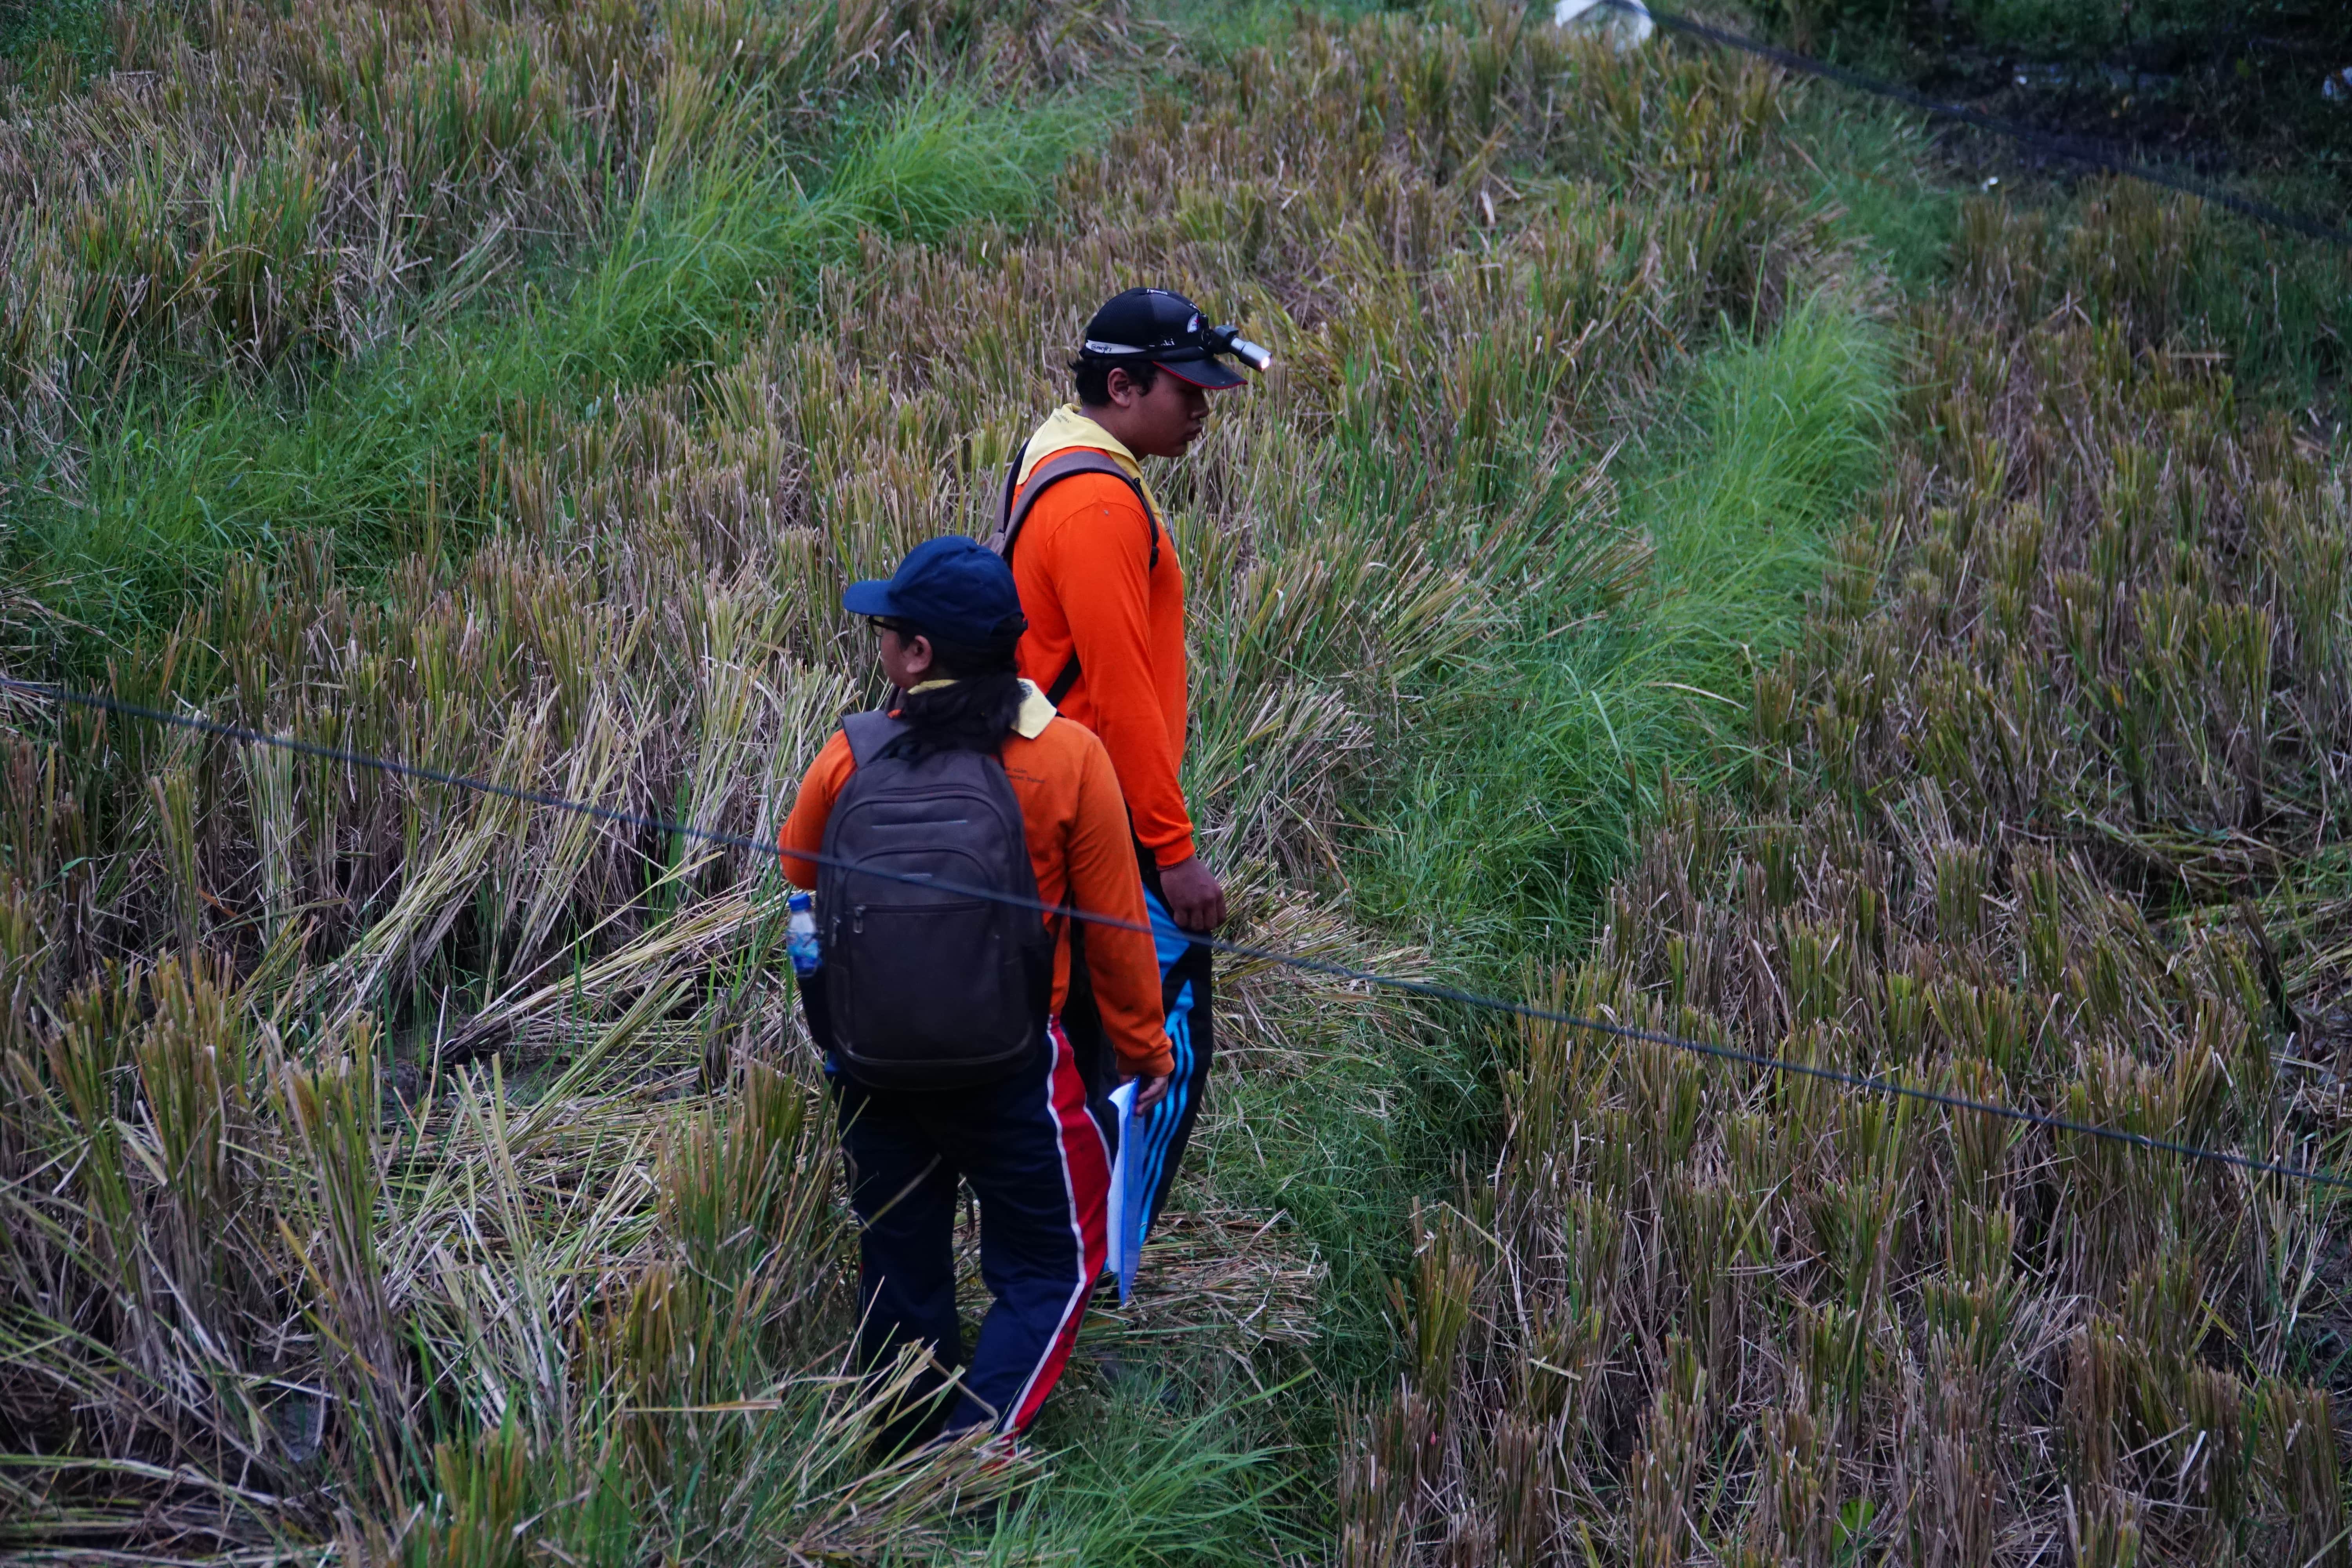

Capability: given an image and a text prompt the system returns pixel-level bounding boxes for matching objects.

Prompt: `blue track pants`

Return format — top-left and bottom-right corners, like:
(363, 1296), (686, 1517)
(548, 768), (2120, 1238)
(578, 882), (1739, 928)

(832, 1020), (1111, 1438)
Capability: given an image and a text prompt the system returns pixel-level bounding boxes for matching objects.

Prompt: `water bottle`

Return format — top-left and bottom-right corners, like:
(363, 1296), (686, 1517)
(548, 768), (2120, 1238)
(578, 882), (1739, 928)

(786, 891), (821, 977)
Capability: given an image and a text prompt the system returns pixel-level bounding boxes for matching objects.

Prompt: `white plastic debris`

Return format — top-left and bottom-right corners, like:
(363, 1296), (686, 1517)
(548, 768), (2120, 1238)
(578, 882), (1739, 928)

(2325, 67), (2352, 103)
(1555, 0), (1654, 51)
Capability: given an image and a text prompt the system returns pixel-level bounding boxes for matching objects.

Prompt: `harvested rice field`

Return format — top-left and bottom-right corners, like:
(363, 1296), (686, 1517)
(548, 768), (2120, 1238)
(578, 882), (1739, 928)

(2, 0), (2349, 1560)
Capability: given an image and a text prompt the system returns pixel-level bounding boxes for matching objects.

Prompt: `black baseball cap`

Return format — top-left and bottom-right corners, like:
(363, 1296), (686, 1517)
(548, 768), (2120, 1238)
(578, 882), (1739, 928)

(1080, 287), (1247, 390)
(842, 536), (1027, 649)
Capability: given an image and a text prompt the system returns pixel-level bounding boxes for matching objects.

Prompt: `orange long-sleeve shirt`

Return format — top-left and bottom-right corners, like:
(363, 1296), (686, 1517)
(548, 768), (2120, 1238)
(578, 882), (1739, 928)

(1008, 407), (1194, 870)
(777, 688), (1172, 1080)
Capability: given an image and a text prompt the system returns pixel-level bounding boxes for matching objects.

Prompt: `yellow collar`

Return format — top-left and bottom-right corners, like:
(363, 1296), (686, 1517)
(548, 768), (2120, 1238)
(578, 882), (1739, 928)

(1012, 679), (1055, 739)
(903, 678), (1055, 740)
(1018, 405), (1143, 485)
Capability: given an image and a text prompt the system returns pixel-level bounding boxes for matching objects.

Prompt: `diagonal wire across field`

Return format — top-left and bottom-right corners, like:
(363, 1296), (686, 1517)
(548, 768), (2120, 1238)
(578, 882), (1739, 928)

(7, 673), (2345, 1193)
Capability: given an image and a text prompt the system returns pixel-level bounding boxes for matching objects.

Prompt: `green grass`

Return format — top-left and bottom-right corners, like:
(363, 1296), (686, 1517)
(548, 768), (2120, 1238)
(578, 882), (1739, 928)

(978, 1390), (1316, 1564)
(1367, 284), (1894, 1206)
(1779, 94), (1962, 297)
(1362, 290), (1895, 963)
(0, 0), (110, 75)
(3, 88), (1096, 663)
(1281, 293), (1896, 1294)
(2152, 214), (2352, 401)
(8, 0), (2345, 1553)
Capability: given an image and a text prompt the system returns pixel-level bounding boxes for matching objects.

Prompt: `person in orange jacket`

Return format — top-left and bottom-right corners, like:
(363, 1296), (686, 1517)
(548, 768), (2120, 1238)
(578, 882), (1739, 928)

(779, 537), (1171, 1444)
(991, 288), (1259, 1247)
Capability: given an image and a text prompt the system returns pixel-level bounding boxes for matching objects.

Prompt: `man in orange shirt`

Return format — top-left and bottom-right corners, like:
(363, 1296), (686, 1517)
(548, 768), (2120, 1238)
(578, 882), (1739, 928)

(779, 537), (1170, 1444)
(991, 288), (1258, 1250)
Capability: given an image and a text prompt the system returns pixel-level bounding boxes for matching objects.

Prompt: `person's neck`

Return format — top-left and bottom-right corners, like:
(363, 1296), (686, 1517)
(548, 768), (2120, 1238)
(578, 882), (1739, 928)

(1079, 402), (1155, 456)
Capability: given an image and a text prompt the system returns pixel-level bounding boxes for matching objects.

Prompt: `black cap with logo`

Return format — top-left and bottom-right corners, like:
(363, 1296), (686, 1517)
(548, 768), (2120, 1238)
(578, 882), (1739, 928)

(1079, 288), (1253, 390)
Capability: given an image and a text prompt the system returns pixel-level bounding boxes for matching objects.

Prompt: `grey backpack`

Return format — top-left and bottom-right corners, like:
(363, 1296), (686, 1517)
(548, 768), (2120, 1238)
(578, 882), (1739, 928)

(817, 712), (1055, 1090)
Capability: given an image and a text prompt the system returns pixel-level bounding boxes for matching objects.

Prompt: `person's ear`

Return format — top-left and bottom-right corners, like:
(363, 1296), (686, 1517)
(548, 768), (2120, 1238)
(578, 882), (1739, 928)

(1105, 367), (1137, 407)
(902, 633), (936, 679)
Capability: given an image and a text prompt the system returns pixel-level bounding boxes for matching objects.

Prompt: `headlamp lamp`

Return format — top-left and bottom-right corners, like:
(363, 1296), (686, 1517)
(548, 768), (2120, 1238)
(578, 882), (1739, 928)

(1205, 324), (1273, 374)
(1074, 290), (1271, 386)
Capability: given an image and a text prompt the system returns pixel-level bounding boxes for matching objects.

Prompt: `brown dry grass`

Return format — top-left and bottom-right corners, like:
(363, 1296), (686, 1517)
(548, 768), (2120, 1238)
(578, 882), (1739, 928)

(1, 0), (2346, 1560)
(0, 0), (1127, 412)
(1339, 179), (2352, 1567)
(0, 5), (1855, 1554)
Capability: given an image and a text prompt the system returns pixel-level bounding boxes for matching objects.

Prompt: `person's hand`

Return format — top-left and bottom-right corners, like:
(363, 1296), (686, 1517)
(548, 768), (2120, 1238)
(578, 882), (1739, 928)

(1131, 1072), (1174, 1111)
(1157, 854), (1226, 932)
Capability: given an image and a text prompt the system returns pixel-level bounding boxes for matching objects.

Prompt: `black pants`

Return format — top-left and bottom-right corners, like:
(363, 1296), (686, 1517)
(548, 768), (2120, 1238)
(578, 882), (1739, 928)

(1061, 842), (1216, 1241)
(831, 1020), (1111, 1440)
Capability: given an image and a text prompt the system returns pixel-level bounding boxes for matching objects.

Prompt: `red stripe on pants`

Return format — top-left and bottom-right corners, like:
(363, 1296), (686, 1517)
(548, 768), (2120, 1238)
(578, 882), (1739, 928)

(1005, 1017), (1111, 1432)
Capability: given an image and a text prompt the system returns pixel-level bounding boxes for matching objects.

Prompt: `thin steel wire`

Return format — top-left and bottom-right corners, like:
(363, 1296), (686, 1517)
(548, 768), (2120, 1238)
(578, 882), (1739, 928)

(4, 673), (2345, 1192)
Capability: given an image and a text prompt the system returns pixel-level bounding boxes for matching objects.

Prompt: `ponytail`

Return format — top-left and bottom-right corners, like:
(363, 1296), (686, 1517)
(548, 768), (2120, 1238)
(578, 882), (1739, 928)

(884, 632), (1024, 763)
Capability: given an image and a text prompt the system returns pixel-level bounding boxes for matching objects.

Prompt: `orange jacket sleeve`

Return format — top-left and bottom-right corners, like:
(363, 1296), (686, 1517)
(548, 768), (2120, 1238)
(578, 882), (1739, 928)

(777, 732), (854, 889)
(1064, 732), (1174, 1080)
(1035, 476), (1196, 868)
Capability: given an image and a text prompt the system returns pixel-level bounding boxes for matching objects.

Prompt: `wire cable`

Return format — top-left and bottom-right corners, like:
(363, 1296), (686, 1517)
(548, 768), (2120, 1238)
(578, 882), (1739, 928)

(1598, 0), (2352, 250)
(5, 673), (2345, 1191)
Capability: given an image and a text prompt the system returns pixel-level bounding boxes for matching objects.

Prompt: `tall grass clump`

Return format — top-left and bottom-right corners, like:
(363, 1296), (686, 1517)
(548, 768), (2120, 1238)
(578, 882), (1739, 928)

(1955, 176), (2352, 407)
(564, 86), (1090, 386)
(0, 0), (1120, 405)
(6, 87), (1096, 658)
(1336, 171), (2352, 1568)
(1641, 291), (1893, 662)
(0, 0), (1123, 654)
(1365, 290), (1896, 960)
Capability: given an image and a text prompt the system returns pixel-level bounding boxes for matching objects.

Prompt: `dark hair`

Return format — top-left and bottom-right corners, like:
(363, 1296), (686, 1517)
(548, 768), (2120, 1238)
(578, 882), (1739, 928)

(1073, 354), (1159, 408)
(886, 629), (1024, 763)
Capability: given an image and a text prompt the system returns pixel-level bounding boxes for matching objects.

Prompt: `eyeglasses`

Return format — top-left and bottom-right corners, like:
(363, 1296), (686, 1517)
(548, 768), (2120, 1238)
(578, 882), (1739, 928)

(869, 617), (911, 638)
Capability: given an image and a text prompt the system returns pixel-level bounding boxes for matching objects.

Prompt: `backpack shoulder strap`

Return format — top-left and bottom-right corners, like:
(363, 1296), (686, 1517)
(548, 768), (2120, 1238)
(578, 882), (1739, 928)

(840, 711), (909, 769)
(995, 437), (1031, 543)
(991, 446), (1160, 573)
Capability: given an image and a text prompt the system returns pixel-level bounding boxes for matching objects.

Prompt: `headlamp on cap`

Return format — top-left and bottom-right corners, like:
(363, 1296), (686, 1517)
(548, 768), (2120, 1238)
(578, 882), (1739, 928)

(1204, 323), (1273, 373)
(1078, 288), (1270, 388)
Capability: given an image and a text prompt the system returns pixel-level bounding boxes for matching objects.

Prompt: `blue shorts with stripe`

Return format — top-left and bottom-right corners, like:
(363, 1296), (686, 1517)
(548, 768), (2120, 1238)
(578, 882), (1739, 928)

(1008, 841), (1214, 1247)
(1127, 867), (1215, 1241)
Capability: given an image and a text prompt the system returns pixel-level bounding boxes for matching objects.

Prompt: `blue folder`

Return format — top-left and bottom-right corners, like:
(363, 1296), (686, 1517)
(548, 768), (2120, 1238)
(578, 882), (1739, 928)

(1104, 1080), (1145, 1303)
